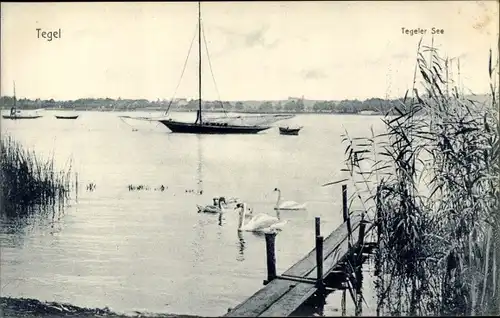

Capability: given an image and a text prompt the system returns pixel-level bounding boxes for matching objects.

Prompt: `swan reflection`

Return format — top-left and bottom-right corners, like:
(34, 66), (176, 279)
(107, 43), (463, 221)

(218, 211), (223, 226)
(196, 134), (204, 194)
(237, 231), (246, 262)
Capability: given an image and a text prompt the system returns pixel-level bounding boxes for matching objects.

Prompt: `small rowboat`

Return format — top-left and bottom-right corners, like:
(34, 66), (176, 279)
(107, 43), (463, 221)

(55, 115), (79, 119)
(279, 126), (302, 136)
(2, 114), (43, 119)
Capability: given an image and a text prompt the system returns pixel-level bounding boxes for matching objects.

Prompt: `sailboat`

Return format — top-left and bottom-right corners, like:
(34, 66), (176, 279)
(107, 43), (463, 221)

(2, 82), (43, 120)
(157, 2), (291, 134)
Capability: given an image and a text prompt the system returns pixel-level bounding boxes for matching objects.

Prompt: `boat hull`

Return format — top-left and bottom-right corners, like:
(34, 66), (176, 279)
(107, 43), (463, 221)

(2, 115), (43, 120)
(279, 127), (301, 135)
(55, 115), (79, 119)
(158, 120), (270, 134)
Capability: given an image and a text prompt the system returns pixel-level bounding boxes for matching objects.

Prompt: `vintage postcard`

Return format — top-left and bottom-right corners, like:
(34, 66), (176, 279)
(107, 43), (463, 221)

(1, 1), (499, 317)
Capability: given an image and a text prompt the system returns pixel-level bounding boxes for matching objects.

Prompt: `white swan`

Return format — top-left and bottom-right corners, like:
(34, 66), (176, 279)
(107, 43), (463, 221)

(240, 203), (254, 218)
(197, 197), (227, 213)
(219, 196), (241, 209)
(273, 188), (307, 210)
(235, 202), (287, 234)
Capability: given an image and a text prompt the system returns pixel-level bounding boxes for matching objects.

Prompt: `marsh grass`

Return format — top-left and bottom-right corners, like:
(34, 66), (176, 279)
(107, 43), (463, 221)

(0, 135), (73, 217)
(325, 41), (499, 316)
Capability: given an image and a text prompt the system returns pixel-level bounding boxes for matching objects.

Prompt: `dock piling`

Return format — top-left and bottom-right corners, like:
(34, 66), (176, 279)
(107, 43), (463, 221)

(342, 184), (352, 247)
(264, 232), (277, 285)
(315, 217), (321, 237)
(357, 221), (366, 245)
(341, 289), (346, 316)
(342, 184), (348, 222)
(357, 221), (367, 264)
(376, 185), (382, 245)
(315, 235), (324, 291)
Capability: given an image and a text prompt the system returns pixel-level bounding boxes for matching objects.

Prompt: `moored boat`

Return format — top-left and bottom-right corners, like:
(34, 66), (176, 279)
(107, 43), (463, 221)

(279, 126), (302, 135)
(156, 2), (285, 135)
(2, 82), (44, 120)
(158, 112), (271, 134)
(2, 114), (43, 120)
(55, 115), (79, 119)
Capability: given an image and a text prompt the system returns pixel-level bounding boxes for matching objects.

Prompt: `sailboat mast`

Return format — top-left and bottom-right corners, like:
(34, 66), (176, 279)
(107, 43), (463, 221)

(13, 81), (16, 108)
(198, 1), (202, 124)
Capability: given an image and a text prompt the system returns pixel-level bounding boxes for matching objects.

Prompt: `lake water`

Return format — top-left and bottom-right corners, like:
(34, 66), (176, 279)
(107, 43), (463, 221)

(0, 111), (384, 316)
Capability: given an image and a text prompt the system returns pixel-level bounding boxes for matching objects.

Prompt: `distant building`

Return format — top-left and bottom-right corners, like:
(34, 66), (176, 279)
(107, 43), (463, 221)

(174, 98), (188, 104)
(287, 96), (305, 102)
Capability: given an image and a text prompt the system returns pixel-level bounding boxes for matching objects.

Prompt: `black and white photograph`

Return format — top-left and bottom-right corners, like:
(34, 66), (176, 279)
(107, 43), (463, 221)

(1, 1), (499, 317)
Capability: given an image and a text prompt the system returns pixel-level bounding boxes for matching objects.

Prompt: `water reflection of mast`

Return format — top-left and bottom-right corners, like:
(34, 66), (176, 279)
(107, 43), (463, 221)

(196, 135), (204, 194)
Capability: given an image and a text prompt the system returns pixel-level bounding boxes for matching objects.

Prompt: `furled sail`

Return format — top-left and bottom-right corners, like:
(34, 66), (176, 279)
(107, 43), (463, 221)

(201, 113), (295, 126)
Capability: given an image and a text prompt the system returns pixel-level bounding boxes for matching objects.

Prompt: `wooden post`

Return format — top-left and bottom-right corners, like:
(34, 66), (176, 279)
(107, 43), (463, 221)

(341, 289), (346, 316)
(342, 184), (352, 247)
(315, 235), (324, 290)
(316, 294), (325, 316)
(376, 185), (382, 245)
(264, 232), (277, 285)
(315, 217), (321, 237)
(374, 186), (382, 278)
(354, 264), (363, 316)
(357, 221), (366, 250)
(342, 184), (348, 222)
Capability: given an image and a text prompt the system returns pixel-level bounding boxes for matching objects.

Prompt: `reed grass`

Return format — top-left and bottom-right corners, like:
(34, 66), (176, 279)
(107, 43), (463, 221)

(325, 41), (499, 316)
(0, 135), (72, 217)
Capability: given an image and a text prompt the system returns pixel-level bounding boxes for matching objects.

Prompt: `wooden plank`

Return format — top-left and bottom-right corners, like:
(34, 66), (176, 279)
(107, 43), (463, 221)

(226, 214), (364, 317)
(259, 283), (317, 317)
(259, 226), (357, 317)
(226, 279), (296, 317)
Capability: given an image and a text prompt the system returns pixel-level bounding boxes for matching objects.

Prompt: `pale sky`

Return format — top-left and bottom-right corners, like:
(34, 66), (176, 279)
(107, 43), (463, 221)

(1, 1), (498, 101)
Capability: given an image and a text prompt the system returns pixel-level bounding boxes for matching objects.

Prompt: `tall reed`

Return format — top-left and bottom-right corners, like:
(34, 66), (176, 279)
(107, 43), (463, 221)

(325, 42), (499, 316)
(0, 135), (72, 217)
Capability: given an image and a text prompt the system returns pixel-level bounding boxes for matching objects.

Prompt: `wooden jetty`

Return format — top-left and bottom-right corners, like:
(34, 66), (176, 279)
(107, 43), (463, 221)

(225, 185), (375, 317)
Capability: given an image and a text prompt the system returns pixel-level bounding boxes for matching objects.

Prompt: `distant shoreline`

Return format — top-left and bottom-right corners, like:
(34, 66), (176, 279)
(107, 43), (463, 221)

(1, 93), (491, 116)
(1, 107), (383, 116)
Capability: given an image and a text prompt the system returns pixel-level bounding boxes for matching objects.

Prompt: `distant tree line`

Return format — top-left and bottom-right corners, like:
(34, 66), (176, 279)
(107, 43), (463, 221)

(0, 94), (488, 115)
(311, 98), (406, 114)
